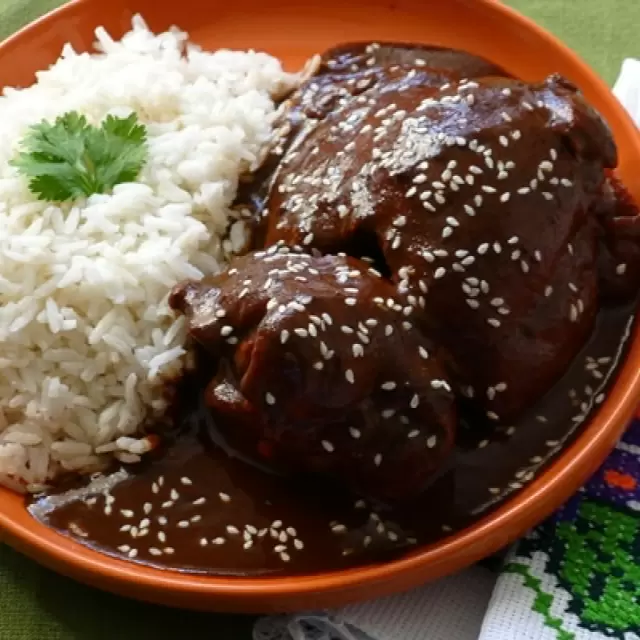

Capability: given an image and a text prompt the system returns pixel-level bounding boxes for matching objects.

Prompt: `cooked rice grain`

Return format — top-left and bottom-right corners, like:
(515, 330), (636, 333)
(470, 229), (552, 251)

(0, 15), (302, 489)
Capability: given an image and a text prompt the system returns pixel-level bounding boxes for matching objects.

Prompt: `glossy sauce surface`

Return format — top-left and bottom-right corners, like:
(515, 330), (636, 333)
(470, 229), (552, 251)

(27, 42), (640, 576)
(29, 300), (635, 575)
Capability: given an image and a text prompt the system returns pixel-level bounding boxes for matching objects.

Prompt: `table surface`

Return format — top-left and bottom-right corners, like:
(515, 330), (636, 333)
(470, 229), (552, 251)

(0, 1), (638, 638)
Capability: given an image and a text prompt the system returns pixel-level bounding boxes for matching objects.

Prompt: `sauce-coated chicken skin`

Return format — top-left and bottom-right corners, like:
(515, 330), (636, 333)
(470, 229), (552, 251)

(170, 247), (456, 503)
(170, 43), (640, 505)
(262, 45), (636, 422)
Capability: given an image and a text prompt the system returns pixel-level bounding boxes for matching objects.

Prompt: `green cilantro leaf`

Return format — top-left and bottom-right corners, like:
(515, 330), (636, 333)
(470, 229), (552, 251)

(11, 111), (148, 202)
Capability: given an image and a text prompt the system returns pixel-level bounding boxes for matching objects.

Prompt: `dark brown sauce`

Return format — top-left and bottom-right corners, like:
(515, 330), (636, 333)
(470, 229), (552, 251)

(25, 41), (640, 576)
(28, 300), (636, 576)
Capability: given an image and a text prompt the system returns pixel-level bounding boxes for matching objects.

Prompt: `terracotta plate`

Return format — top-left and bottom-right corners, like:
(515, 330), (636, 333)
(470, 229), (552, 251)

(0, 0), (639, 613)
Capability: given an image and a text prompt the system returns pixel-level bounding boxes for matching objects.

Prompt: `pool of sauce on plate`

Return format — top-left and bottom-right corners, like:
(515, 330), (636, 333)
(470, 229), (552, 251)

(28, 299), (636, 576)
(26, 41), (640, 577)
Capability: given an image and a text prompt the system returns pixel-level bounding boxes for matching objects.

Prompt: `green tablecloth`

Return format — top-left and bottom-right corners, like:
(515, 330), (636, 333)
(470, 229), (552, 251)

(0, 1), (638, 638)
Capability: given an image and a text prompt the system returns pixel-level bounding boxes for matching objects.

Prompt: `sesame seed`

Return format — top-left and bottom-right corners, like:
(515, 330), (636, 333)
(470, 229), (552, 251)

(570, 304), (578, 322)
(419, 346), (429, 359)
(500, 192), (510, 203)
(373, 453), (383, 466)
(431, 190), (447, 205)
(487, 318), (501, 328)
(426, 435), (437, 448)
(345, 369), (355, 384)
(265, 392), (276, 405)
(220, 325), (233, 337)
(434, 267), (446, 279)
(381, 381), (396, 391)
(352, 344), (364, 358)
(466, 299), (480, 309)
(349, 427), (361, 439)
(616, 263), (627, 275)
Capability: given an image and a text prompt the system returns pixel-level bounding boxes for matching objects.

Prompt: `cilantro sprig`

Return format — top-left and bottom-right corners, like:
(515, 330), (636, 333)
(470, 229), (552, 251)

(11, 111), (148, 202)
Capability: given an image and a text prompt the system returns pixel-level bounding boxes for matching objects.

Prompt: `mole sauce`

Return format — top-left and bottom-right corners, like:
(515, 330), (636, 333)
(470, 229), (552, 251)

(29, 300), (636, 575)
(26, 42), (640, 577)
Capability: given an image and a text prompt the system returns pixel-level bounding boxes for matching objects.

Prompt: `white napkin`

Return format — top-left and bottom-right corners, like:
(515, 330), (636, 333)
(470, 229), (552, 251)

(252, 59), (640, 640)
(613, 58), (640, 122)
(253, 567), (496, 640)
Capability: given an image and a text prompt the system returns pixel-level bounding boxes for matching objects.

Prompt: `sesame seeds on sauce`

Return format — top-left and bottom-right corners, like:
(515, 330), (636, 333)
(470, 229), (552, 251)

(29, 42), (640, 579)
(263, 52), (621, 435)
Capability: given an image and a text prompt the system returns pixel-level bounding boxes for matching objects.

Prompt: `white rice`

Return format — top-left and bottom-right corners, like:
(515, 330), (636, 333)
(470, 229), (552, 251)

(0, 15), (304, 490)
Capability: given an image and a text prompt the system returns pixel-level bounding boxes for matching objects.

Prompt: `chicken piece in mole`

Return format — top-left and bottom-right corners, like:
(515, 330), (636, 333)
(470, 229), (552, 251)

(170, 247), (456, 504)
(263, 51), (636, 423)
